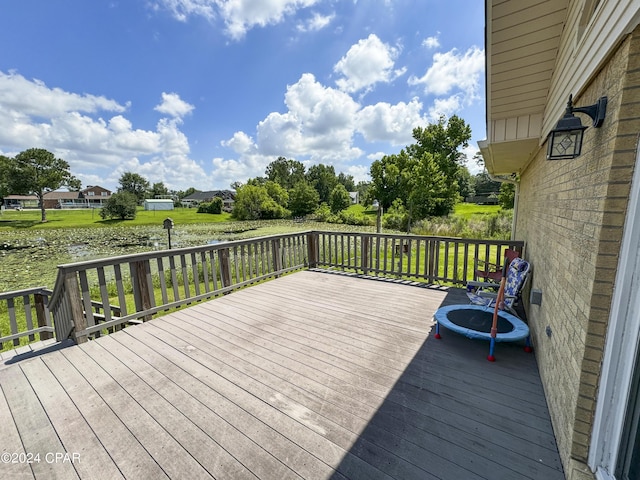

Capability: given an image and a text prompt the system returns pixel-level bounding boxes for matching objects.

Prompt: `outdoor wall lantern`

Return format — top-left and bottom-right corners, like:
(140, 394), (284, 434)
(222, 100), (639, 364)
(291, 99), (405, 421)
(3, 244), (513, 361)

(546, 94), (607, 160)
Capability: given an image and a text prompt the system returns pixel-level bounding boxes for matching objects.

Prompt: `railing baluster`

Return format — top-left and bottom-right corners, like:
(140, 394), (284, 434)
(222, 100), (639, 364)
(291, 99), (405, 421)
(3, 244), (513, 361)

(191, 252), (201, 298)
(158, 258), (169, 304)
(34, 293), (53, 341)
(22, 295), (35, 342)
(200, 252), (210, 293)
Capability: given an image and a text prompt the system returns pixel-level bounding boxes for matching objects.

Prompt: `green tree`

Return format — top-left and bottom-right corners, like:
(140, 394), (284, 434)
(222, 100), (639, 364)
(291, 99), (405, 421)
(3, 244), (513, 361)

(177, 187), (199, 199)
(369, 150), (414, 210)
(149, 181), (169, 199)
(472, 171), (502, 199)
(265, 157), (306, 189)
(406, 153), (450, 226)
(356, 181), (372, 206)
(289, 181), (320, 217)
(407, 115), (472, 213)
(0, 155), (10, 199)
(6, 148), (81, 222)
(264, 180), (289, 208)
(329, 184), (351, 213)
(337, 172), (356, 192)
(99, 192), (138, 220)
(232, 184), (289, 220)
(498, 182), (516, 209)
(456, 166), (474, 199)
(306, 164), (338, 204)
(118, 172), (149, 203)
(408, 115), (472, 178)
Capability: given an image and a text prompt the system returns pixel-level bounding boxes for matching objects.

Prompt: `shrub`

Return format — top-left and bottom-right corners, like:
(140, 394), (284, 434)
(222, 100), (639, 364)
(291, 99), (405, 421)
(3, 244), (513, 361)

(197, 197), (223, 214)
(313, 203), (332, 222)
(100, 192), (138, 220)
(382, 199), (409, 231)
(337, 210), (373, 226)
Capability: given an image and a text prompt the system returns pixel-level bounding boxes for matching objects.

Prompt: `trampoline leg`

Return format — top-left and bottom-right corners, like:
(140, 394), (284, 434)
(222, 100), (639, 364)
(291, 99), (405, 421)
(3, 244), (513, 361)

(434, 321), (441, 339)
(524, 336), (533, 353)
(487, 338), (496, 362)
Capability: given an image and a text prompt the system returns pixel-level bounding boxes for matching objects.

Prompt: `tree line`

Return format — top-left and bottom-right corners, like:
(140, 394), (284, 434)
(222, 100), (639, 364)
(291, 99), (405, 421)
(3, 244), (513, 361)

(0, 115), (514, 225)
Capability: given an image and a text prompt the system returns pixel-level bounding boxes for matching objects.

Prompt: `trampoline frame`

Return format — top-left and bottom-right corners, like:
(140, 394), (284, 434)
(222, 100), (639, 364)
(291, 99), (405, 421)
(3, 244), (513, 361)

(433, 304), (532, 361)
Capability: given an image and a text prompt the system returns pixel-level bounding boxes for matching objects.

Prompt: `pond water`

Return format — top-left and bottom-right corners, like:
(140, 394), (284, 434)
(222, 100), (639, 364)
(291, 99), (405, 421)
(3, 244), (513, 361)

(0, 225), (222, 291)
(0, 219), (373, 292)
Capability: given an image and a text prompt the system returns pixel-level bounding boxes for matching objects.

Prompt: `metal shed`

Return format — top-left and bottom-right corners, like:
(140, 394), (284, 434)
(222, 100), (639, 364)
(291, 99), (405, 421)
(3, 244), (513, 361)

(144, 199), (174, 211)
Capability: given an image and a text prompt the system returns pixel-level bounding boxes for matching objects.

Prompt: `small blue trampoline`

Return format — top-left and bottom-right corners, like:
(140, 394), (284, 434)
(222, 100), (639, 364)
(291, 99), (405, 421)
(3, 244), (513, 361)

(433, 304), (531, 361)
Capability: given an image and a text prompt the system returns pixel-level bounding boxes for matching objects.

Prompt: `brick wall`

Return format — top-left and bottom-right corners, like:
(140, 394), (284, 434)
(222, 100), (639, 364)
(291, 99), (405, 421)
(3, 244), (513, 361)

(516, 27), (640, 479)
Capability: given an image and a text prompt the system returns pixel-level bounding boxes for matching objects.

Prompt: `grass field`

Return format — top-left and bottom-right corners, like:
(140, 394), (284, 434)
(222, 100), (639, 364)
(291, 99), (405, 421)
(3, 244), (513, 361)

(0, 207), (232, 229)
(0, 203), (501, 230)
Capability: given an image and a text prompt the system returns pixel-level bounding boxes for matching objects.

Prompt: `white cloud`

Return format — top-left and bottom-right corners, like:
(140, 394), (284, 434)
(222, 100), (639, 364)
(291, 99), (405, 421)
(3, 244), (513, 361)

(409, 46), (484, 100)
(345, 164), (370, 184)
(334, 34), (406, 94)
(154, 0), (321, 39)
(154, 92), (194, 118)
(0, 71), (127, 117)
(422, 34), (440, 49)
(152, 0), (216, 21)
(357, 98), (426, 145)
(427, 95), (463, 121)
(221, 131), (257, 154)
(0, 70), (207, 191)
(297, 11), (335, 32)
(256, 73), (361, 161)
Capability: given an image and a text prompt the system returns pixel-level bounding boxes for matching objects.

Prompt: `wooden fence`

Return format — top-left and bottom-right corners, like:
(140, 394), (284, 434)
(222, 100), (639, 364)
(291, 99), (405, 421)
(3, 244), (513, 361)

(2, 231), (524, 349)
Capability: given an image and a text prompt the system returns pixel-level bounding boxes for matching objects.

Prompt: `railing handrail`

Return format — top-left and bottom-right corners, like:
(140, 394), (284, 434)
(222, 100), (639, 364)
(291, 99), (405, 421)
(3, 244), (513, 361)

(55, 231), (310, 272)
(0, 286), (52, 301)
(5, 230), (525, 351)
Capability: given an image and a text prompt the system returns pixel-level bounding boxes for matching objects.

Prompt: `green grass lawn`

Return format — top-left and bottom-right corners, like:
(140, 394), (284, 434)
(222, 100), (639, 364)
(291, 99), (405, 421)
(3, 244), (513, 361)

(453, 203), (502, 219)
(0, 207), (232, 229)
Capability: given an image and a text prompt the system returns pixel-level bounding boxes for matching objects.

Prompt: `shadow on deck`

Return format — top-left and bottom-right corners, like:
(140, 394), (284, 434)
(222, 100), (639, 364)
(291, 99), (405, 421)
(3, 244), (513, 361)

(0, 270), (564, 480)
(328, 281), (563, 479)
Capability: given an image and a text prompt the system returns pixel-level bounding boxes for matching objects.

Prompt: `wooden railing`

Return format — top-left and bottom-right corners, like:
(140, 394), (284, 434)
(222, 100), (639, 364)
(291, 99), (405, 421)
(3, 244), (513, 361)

(49, 232), (310, 344)
(6, 230), (523, 348)
(0, 287), (54, 349)
(310, 231), (524, 285)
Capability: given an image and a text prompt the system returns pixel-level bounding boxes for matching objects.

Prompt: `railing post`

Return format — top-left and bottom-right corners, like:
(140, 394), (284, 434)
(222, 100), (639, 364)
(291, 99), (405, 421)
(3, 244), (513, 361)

(34, 293), (53, 341)
(131, 260), (152, 321)
(272, 239), (283, 277)
(362, 235), (370, 275)
(64, 272), (88, 344)
(306, 232), (319, 268)
(427, 240), (437, 282)
(218, 247), (232, 289)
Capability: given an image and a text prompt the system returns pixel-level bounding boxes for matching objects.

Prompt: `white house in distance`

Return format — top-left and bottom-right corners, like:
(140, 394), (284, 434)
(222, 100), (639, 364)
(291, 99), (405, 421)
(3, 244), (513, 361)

(143, 199), (174, 211)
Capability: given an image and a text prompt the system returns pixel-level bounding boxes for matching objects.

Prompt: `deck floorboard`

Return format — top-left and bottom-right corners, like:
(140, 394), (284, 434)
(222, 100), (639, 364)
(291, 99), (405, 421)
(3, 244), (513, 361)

(0, 270), (565, 480)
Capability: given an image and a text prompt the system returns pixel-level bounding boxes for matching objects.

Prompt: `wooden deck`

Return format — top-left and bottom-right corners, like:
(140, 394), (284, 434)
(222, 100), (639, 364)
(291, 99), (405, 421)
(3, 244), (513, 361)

(0, 270), (565, 480)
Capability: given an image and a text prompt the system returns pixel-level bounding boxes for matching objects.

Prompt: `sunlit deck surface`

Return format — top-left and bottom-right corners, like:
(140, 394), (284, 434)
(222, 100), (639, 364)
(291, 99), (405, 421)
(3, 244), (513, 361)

(0, 270), (564, 480)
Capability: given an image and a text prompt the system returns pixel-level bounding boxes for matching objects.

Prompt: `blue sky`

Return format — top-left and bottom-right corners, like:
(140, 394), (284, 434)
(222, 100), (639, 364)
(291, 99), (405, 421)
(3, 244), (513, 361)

(0, 0), (486, 192)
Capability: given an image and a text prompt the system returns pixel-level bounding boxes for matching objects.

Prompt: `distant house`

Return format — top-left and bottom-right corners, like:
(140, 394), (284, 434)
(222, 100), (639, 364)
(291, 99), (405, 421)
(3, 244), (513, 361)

(3, 195), (39, 209)
(182, 190), (235, 211)
(2, 185), (112, 209)
(348, 191), (359, 204)
(81, 186), (112, 208)
(144, 199), (174, 211)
